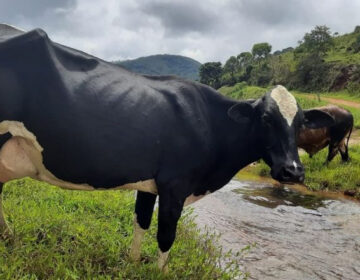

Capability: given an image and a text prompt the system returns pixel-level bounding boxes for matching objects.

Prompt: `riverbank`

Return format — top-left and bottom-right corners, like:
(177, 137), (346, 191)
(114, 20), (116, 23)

(0, 178), (245, 279)
(236, 144), (360, 199)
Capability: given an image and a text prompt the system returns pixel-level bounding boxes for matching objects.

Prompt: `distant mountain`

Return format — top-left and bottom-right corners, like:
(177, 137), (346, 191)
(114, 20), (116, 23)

(114, 54), (201, 81)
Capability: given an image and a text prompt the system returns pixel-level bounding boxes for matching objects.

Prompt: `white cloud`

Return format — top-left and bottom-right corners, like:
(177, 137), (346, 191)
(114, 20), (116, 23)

(1, 0), (360, 63)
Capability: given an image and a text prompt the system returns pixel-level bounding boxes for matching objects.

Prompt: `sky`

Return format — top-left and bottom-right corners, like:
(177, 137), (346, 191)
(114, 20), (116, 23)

(1, 0), (360, 63)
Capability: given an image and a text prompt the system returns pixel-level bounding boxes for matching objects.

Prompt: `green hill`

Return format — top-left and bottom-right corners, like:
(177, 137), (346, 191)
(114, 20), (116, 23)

(114, 54), (201, 81)
(201, 25), (360, 95)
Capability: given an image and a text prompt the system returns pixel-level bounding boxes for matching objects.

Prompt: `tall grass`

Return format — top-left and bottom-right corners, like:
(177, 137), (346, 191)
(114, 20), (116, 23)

(0, 178), (246, 279)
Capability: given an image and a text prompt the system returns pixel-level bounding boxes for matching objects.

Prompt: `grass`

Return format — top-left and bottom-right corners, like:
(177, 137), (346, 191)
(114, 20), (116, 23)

(0, 178), (247, 280)
(325, 32), (360, 64)
(219, 84), (329, 109)
(237, 145), (360, 197)
(322, 90), (360, 103)
(218, 84), (269, 100)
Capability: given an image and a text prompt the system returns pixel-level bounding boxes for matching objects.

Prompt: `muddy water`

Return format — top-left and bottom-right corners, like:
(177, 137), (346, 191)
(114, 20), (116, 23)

(192, 180), (360, 280)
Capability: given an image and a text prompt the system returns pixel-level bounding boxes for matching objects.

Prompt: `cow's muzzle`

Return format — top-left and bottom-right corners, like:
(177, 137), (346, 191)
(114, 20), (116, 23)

(271, 162), (305, 184)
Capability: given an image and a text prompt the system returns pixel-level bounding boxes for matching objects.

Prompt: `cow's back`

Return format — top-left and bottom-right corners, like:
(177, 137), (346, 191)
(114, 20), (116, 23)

(0, 28), (217, 187)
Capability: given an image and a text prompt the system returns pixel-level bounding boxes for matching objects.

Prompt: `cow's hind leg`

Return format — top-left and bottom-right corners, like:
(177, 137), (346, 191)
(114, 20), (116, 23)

(157, 187), (185, 272)
(326, 142), (339, 163)
(130, 191), (157, 261)
(0, 183), (12, 238)
(339, 139), (349, 162)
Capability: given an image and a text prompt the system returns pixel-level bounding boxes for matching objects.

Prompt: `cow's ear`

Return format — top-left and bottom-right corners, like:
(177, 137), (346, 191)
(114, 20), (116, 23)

(227, 101), (255, 123)
(303, 109), (335, 129)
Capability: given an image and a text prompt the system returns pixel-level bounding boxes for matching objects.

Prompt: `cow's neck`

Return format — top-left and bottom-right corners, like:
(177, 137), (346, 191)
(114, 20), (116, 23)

(223, 119), (262, 170)
(205, 99), (263, 191)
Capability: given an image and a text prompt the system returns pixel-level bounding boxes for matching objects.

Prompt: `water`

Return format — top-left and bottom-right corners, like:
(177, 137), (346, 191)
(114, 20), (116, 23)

(192, 180), (360, 280)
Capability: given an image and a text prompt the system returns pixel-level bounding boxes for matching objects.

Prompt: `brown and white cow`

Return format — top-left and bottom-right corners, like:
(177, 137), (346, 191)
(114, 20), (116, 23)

(298, 105), (353, 163)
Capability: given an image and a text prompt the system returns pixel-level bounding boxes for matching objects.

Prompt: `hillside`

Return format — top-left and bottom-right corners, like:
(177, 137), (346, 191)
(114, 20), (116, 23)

(114, 54), (201, 81)
(201, 25), (360, 95)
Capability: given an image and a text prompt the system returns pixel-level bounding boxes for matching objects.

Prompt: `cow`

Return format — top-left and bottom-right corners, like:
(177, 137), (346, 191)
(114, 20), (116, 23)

(298, 105), (353, 163)
(0, 24), (334, 271)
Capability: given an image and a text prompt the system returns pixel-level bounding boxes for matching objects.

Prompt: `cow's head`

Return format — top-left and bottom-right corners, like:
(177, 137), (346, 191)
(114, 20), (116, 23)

(228, 85), (334, 184)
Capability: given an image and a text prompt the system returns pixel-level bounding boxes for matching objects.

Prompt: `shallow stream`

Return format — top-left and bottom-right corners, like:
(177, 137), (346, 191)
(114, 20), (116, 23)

(193, 180), (360, 280)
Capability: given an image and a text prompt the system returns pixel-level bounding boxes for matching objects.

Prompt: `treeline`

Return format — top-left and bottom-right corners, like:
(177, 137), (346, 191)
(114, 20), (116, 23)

(200, 25), (360, 94)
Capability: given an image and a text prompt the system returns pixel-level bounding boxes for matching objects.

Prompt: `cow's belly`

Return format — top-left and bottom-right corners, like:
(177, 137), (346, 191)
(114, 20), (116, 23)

(0, 121), (157, 194)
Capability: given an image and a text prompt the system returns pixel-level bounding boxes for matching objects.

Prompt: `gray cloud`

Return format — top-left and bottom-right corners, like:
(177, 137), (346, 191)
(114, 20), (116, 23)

(0, 0), (75, 20)
(141, 1), (218, 36)
(0, 0), (359, 63)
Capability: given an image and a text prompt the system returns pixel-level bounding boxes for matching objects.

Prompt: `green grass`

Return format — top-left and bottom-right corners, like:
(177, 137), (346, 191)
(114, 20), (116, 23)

(322, 90), (360, 102)
(219, 84), (270, 100)
(240, 145), (360, 196)
(325, 32), (360, 64)
(0, 178), (246, 280)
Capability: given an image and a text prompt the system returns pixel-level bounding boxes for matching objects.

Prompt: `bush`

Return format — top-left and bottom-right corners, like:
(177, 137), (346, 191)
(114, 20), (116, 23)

(346, 81), (360, 96)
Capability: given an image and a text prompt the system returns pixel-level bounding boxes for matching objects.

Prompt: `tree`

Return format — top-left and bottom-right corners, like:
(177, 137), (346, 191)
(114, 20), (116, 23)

(269, 56), (291, 85)
(237, 52), (253, 69)
(223, 56), (239, 76)
(222, 56), (239, 86)
(302, 25), (334, 56)
(293, 53), (330, 91)
(199, 62), (222, 89)
(251, 43), (272, 60)
(352, 34), (360, 53)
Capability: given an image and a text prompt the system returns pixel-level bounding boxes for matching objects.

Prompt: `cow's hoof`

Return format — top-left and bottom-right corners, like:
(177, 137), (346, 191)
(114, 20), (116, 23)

(129, 250), (141, 262)
(157, 250), (169, 273)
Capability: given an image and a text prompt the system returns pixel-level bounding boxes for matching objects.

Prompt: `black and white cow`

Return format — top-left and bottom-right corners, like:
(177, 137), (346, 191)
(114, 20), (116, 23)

(0, 25), (334, 270)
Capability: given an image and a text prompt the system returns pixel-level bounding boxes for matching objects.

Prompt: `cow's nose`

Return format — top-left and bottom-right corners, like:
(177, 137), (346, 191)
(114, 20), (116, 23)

(278, 163), (304, 183)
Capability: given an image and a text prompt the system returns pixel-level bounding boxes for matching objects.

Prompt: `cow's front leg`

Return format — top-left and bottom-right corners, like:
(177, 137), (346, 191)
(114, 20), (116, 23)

(157, 189), (185, 272)
(130, 191), (157, 261)
(0, 183), (12, 238)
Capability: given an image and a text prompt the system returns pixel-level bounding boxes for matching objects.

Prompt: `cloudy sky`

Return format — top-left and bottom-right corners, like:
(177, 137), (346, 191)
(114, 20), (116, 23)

(1, 0), (360, 63)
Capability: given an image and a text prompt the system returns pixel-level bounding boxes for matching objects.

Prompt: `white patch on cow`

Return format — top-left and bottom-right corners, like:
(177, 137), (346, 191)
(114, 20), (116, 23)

(270, 85), (298, 126)
(129, 214), (146, 261)
(184, 191), (211, 206)
(158, 250), (170, 272)
(293, 161), (298, 169)
(0, 121), (158, 194)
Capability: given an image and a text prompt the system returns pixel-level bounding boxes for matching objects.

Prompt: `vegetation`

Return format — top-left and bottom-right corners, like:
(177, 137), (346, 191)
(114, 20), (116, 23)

(238, 146), (360, 198)
(0, 178), (246, 279)
(114, 54), (201, 81)
(199, 62), (223, 89)
(200, 25), (360, 96)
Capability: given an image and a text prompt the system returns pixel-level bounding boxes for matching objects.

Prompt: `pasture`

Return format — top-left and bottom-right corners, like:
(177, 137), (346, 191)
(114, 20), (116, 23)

(0, 178), (245, 280)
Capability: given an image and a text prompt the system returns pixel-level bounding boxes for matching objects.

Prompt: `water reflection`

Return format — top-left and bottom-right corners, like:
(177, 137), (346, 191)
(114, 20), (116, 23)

(232, 185), (325, 209)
